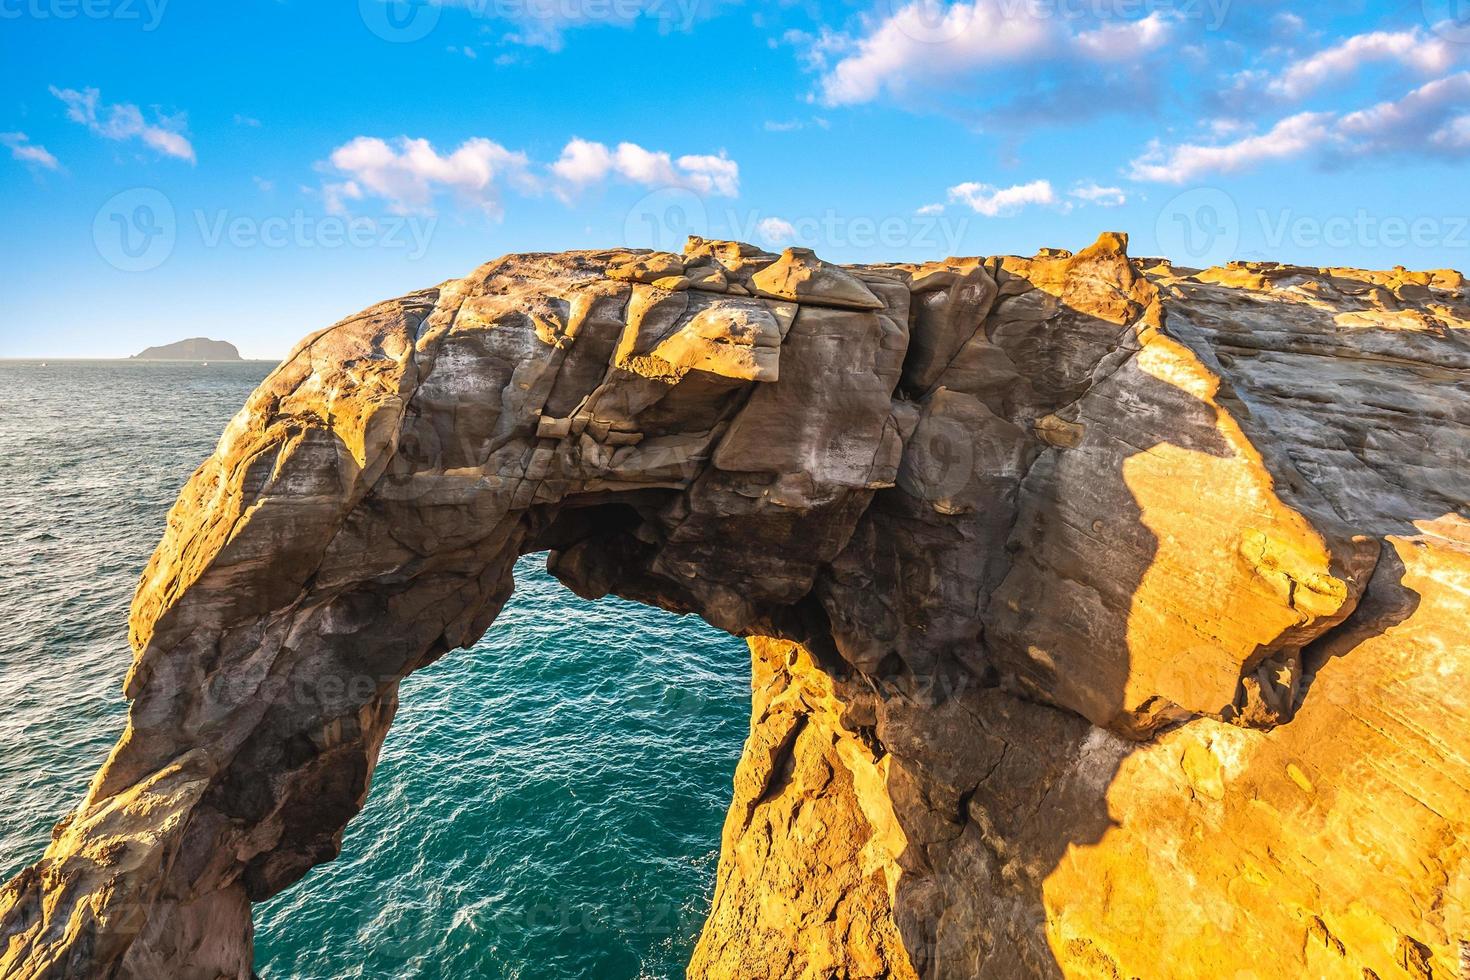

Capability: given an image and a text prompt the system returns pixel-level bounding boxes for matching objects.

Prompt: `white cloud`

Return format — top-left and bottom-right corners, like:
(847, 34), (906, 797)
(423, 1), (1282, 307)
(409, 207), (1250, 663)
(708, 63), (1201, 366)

(424, 0), (728, 52)
(323, 136), (534, 216)
(1336, 72), (1470, 156)
(550, 138), (739, 197)
(549, 137), (613, 185)
(1435, 114), (1470, 150)
(1268, 28), (1458, 99)
(757, 217), (798, 243)
(1070, 182), (1127, 207)
(1130, 71), (1470, 182)
(605, 143), (675, 186)
(676, 152), (740, 196)
(764, 117), (830, 132)
(321, 134), (741, 217)
(916, 202), (945, 215)
(50, 86), (195, 162)
(1, 132), (60, 171)
(323, 180), (364, 216)
(1128, 112), (1335, 183)
(1073, 12), (1172, 61)
(1272, 12), (1306, 37)
(817, 2), (1049, 105)
(948, 179), (1057, 216)
(813, 1), (1173, 107)
(1206, 117), (1251, 138)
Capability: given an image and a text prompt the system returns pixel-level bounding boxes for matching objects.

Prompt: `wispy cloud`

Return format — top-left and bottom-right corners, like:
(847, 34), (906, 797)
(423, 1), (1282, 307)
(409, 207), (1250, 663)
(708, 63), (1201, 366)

(1271, 12), (1306, 38)
(1069, 182), (1127, 207)
(1434, 114), (1470, 151)
(1267, 27), (1458, 100)
(1131, 71), (1470, 182)
(411, 0), (728, 52)
(1072, 12), (1173, 61)
(50, 86), (195, 162)
(1128, 112), (1335, 183)
(1, 132), (60, 171)
(1336, 72), (1470, 158)
(763, 117), (830, 133)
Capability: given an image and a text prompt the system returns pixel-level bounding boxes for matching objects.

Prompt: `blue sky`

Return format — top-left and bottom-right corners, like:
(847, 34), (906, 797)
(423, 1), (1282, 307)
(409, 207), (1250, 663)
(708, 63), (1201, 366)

(2, 0), (1468, 358)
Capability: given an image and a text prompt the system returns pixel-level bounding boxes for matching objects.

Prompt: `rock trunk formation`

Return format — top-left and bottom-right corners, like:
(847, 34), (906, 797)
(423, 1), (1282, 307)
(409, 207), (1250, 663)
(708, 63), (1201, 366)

(2, 235), (1467, 979)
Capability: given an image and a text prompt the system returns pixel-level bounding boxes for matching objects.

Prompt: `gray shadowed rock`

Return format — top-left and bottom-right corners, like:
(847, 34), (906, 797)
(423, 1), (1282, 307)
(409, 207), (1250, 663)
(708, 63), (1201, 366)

(2, 237), (1468, 980)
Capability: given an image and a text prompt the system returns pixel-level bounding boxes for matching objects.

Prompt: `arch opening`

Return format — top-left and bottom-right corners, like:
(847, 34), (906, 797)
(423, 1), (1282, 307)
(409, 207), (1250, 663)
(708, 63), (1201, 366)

(252, 553), (750, 980)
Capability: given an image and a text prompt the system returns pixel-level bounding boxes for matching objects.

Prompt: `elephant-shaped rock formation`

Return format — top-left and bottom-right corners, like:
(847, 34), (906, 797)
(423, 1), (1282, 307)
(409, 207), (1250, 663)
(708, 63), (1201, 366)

(3, 235), (1468, 979)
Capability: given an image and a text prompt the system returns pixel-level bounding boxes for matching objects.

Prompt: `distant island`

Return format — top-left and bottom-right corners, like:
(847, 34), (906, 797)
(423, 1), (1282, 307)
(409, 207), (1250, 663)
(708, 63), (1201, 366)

(131, 338), (243, 361)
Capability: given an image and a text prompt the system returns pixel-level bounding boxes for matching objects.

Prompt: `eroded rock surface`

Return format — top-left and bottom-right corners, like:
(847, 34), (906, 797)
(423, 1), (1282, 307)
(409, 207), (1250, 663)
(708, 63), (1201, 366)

(1, 237), (1466, 979)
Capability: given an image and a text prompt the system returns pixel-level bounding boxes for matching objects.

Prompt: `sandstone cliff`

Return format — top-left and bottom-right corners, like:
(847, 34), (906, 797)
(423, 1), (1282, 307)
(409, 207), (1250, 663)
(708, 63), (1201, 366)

(1, 235), (1466, 979)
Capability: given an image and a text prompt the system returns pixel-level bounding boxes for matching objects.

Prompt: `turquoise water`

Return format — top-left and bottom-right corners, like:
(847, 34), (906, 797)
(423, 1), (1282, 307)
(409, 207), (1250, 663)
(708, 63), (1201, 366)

(0, 361), (750, 979)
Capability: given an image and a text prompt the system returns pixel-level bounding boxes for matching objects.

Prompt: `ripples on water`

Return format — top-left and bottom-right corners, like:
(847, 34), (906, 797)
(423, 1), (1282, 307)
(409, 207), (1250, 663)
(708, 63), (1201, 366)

(0, 360), (750, 979)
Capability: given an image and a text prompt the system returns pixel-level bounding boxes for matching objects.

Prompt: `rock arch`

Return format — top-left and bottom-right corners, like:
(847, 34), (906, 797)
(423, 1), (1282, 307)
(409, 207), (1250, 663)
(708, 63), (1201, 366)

(3, 236), (1469, 979)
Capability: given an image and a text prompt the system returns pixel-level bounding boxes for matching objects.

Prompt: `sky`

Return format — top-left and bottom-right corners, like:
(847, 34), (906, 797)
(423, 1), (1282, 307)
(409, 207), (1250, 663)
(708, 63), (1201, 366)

(1, 0), (1468, 358)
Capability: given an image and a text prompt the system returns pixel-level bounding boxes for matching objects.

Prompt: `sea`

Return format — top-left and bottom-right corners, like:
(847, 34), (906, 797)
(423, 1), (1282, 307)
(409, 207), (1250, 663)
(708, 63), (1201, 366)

(0, 360), (751, 979)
